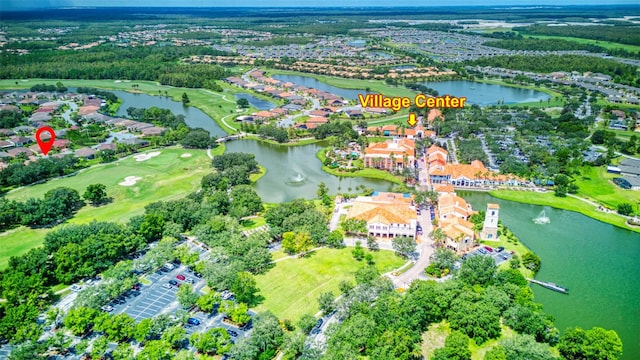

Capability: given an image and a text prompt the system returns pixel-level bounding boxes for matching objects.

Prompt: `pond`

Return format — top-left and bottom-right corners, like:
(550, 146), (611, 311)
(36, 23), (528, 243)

(272, 74), (374, 100)
(421, 80), (551, 105)
(460, 191), (640, 360)
(111, 90), (226, 137)
(224, 140), (394, 203)
(234, 93), (276, 110)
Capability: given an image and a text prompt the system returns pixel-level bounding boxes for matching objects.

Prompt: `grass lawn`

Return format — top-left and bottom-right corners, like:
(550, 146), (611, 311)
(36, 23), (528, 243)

(264, 69), (417, 98)
(240, 216), (266, 230)
(1, 146), (221, 268)
(489, 190), (638, 233)
(6, 146), (217, 223)
(316, 147), (404, 185)
(0, 227), (48, 268)
(250, 165), (267, 183)
(254, 248), (405, 322)
(270, 250), (289, 261)
(421, 321), (449, 359)
(575, 165), (640, 213)
(421, 321), (518, 360)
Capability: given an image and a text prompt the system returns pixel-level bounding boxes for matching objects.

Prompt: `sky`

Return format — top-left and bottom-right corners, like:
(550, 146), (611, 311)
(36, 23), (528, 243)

(2, 0), (640, 10)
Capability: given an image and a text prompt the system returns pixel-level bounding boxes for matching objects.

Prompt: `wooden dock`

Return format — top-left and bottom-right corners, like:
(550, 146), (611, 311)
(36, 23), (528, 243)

(527, 278), (569, 294)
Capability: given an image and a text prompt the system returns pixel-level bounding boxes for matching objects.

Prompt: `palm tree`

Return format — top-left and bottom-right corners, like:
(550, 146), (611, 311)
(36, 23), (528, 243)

(389, 152), (396, 172)
(429, 228), (447, 248)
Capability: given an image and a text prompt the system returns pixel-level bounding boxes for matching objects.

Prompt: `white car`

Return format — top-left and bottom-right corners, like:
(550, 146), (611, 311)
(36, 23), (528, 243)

(101, 305), (113, 312)
(162, 284), (173, 289)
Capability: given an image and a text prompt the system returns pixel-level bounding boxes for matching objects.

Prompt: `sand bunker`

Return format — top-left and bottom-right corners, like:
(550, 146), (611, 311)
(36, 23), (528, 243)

(119, 176), (142, 186)
(180, 153), (192, 158)
(134, 151), (161, 162)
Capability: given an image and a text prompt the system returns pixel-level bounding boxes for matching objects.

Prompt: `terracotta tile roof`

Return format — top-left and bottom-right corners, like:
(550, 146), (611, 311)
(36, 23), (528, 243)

(427, 144), (448, 156)
(427, 108), (443, 122)
(309, 109), (330, 117)
(441, 216), (475, 241)
(433, 184), (455, 193)
(438, 193), (472, 219)
(254, 111), (276, 118)
(364, 139), (415, 158)
(347, 192), (416, 225)
(306, 117), (329, 124)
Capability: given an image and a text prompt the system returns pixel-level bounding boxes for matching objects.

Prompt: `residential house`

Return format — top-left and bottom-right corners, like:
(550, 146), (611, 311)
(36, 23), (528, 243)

(9, 136), (32, 147)
(0, 140), (13, 149)
(141, 127), (165, 137)
(345, 109), (364, 118)
(97, 143), (117, 151)
(345, 192), (417, 239)
(7, 147), (34, 157)
(75, 147), (97, 159)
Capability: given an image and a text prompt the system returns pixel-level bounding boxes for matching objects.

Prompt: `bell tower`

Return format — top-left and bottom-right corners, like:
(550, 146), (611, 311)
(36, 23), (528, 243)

(481, 203), (500, 241)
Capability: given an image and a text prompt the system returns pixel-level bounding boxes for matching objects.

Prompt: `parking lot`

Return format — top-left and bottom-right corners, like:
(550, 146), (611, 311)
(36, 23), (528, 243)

(464, 245), (512, 265)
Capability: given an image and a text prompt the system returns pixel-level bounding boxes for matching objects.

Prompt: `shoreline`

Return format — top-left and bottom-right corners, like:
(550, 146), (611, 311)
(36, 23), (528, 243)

(487, 189), (640, 233)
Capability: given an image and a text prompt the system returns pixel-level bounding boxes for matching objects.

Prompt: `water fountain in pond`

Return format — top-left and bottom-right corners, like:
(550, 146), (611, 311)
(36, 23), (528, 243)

(533, 210), (550, 224)
(286, 172), (306, 186)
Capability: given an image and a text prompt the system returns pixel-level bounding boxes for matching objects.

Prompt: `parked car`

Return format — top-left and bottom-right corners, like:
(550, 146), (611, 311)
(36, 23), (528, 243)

(162, 284), (173, 289)
(310, 327), (321, 335)
(497, 247), (505, 252)
(478, 248), (488, 255)
(187, 318), (201, 326)
(70, 285), (83, 292)
(132, 284), (141, 291)
(169, 279), (178, 286)
(316, 318), (324, 328)
(185, 278), (195, 284)
(101, 305), (113, 312)
(484, 246), (494, 252)
(194, 272), (203, 278)
(227, 329), (238, 337)
(176, 274), (186, 281)
(164, 263), (175, 270)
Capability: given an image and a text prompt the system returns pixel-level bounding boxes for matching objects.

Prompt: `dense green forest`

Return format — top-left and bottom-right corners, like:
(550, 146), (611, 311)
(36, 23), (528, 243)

(468, 54), (639, 86)
(320, 256), (623, 360)
(515, 24), (640, 46)
(0, 45), (230, 88)
(483, 38), (640, 60)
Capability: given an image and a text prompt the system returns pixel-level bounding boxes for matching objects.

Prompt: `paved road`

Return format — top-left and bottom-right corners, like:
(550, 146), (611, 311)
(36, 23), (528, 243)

(329, 199), (353, 231)
(60, 101), (78, 126)
(388, 207), (435, 288)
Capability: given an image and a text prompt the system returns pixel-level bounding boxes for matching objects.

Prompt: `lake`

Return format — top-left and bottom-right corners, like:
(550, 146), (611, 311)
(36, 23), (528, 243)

(112, 90), (226, 137)
(461, 191), (640, 360)
(235, 93), (276, 110)
(422, 80), (551, 105)
(272, 74), (374, 100)
(224, 140), (394, 203)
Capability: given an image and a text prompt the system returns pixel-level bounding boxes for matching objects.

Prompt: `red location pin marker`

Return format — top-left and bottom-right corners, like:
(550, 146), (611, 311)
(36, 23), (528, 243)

(35, 126), (56, 156)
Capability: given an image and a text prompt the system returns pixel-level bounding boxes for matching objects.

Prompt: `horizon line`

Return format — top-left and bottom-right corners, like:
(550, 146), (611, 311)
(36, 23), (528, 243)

(5, 4), (640, 10)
